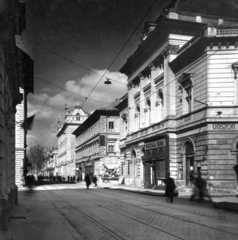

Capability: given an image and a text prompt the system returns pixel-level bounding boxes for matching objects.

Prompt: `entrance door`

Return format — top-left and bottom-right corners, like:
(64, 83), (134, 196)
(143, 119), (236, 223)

(150, 165), (155, 186)
(186, 156), (194, 186)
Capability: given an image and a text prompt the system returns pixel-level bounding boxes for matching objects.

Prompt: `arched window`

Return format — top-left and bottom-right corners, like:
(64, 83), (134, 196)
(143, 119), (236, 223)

(76, 113), (80, 121)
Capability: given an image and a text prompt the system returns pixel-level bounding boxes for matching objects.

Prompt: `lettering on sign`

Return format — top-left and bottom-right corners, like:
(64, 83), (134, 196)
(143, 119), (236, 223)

(217, 140), (228, 144)
(213, 123), (235, 130)
(208, 145), (220, 150)
(145, 139), (165, 150)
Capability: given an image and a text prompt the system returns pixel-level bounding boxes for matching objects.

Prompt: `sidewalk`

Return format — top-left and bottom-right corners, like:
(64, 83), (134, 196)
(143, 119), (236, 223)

(0, 187), (83, 240)
(97, 181), (238, 212)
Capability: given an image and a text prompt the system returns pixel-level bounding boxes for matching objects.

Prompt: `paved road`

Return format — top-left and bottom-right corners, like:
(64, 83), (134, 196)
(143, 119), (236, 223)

(8, 183), (238, 240)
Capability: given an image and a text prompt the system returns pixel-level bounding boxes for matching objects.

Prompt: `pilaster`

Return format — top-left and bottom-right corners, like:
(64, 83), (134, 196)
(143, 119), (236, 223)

(139, 73), (146, 129)
(128, 82), (137, 133)
(163, 45), (179, 118)
(149, 63), (157, 124)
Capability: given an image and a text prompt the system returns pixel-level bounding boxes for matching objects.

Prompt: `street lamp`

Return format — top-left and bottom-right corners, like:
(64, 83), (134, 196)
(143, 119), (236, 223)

(104, 78), (111, 85)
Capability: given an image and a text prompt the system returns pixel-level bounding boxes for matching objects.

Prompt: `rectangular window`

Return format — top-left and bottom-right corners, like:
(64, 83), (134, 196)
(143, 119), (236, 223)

(109, 121), (114, 131)
(186, 87), (192, 113)
(108, 142), (114, 152)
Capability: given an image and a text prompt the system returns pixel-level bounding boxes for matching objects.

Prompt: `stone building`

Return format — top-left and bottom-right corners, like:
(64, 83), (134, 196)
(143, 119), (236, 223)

(117, 0), (238, 189)
(0, 0), (33, 218)
(73, 107), (120, 181)
(57, 103), (88, 178)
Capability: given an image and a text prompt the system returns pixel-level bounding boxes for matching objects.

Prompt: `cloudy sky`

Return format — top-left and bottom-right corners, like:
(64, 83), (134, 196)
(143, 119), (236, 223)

(18, 0), (168, 147)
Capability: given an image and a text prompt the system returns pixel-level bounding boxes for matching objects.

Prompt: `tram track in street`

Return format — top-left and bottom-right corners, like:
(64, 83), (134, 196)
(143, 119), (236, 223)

(55, 183), (238, 223)
(45, 184), (238, 239)
(41, 185), (187, 240)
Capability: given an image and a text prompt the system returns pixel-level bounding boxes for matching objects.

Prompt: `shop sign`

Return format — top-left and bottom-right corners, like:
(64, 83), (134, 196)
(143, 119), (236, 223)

(212, 123), (235, 130)
(217, 140), (228, 144)
(145, 139), (165, 150)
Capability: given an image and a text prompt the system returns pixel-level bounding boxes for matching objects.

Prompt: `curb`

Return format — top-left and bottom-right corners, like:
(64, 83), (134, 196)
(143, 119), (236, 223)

(103, 186), (238, 213)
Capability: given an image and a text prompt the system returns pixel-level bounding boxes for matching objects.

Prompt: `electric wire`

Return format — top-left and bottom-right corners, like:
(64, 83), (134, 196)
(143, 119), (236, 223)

(129, 45), (227, 110)
(21, 37), (126, 86)
(28, 95), (56, 133)
(34, 76), (111, 105)
(81, 0), (160, 108)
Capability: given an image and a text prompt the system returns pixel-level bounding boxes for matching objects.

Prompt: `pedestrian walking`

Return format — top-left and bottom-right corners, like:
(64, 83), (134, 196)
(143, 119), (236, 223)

(85, 173), (91, 189)
(196, 174), (206, 203)
(164, 173), (176, 203)
(92, 175), (97, 186)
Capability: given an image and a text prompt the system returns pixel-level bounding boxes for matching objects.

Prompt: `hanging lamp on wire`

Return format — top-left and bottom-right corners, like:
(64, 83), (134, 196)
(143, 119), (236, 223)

(104, 77), (112, 84)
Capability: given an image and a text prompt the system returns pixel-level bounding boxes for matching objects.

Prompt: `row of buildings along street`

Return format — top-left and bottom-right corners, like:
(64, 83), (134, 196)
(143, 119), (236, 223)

(42, 0), (238, 191)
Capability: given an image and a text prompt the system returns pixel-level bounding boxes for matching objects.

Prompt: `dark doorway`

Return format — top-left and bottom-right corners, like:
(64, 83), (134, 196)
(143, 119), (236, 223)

(186, 156), (194, 186)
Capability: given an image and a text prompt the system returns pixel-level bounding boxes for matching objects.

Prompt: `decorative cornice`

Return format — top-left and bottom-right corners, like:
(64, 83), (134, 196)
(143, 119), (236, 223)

(143, 83), (151, 93)
(134, 91), (140, 100)
(154, 73), (164, 85)
(138, 72), (145, 80)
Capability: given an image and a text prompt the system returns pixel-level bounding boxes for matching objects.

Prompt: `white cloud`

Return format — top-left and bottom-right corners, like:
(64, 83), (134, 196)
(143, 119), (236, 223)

(27, 70), (127, 147)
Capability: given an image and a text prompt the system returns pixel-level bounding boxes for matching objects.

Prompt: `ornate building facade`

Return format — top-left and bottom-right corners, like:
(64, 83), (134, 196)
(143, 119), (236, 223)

(57, 103), (88, 178)
(73, 107), (120, 181)
(117, 0), (238, 189)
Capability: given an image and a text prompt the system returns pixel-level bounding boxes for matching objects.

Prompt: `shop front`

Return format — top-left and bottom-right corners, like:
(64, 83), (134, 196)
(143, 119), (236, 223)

(75, 162), (83, 181)
(142, 136), (169, 189)
(85, 160), (94, 180)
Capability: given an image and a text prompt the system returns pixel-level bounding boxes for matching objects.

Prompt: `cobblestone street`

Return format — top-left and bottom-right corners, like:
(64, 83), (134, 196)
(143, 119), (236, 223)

(4, 183), (238, 240)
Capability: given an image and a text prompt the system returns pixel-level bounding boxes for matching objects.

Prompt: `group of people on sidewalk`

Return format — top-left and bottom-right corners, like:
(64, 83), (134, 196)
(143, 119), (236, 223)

(85, 173), (97, 189)
(84, 171), (210, 204)
(164, 172), (210, 204)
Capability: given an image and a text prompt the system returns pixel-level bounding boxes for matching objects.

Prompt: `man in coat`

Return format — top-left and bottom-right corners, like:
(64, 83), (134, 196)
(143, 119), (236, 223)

(85, 173), (91, 189)
(164, 173), (176, 203)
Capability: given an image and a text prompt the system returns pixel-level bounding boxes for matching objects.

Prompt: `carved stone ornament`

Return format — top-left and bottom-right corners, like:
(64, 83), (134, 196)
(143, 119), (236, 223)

(162, 44), (179, 58)
(148, 62), (156, 71)
(138, 72), (145, 80)
(232, 62), (238, 79)
(127, 82), (136, 90)
(121, 113), (128, 122)
(155, 100), (161, 106)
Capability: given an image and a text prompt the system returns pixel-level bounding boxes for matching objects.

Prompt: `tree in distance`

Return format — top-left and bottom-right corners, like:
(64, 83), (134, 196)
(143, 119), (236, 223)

(27, 142), (48, 173)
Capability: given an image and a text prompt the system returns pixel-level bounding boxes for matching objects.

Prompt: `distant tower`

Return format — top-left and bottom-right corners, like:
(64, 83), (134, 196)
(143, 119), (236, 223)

(57, 118), (61, 131)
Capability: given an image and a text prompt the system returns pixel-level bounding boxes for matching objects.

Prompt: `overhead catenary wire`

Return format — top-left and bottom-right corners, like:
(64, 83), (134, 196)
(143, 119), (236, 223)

(129, 44), (226, 110)
(81, 0), (160, 108)
(28, 95), (56, 134)
(21, 37), (126, 86)
(34, 76), (111, 105)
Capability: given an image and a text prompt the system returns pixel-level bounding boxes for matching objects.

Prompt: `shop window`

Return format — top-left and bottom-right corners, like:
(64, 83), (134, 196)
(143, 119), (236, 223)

(109, 121), (114, 131)
(155, 160), (165, 179)
(108, 142), (114, 152)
